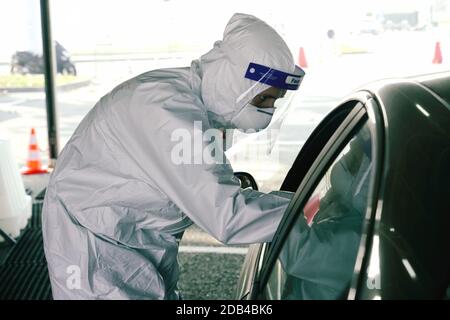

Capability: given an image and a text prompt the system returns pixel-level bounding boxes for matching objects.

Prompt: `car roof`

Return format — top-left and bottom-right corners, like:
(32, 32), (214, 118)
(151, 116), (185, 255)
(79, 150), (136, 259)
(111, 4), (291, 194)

(363, 71), (450, 132)
(410, 71), (450, 109)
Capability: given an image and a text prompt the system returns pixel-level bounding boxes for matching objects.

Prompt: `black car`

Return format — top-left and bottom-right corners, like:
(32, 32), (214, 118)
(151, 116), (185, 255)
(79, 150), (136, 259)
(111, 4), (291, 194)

(10, 41), (76, 75)
(235, 72), (450, 300)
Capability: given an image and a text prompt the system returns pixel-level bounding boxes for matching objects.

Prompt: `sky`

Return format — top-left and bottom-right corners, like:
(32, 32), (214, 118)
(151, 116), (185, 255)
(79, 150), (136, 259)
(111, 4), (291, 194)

(0, 0), (446, 59)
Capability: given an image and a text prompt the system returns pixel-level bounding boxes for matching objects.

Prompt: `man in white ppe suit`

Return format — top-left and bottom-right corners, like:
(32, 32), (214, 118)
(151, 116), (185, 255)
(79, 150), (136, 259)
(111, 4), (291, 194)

(42, 13), (305, 299)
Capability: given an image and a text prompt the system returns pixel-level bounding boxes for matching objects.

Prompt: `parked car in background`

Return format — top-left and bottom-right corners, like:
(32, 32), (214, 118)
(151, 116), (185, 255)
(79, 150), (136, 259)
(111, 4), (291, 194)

(235, 72), (450, 300)
(10, 41), (77, 75)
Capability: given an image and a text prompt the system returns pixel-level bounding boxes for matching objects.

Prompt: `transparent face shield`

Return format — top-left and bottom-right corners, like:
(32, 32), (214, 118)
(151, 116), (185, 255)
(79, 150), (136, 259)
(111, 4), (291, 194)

(266, 89), (297, 152)
(229, 63), (305, 155)
(234, 63), (305, 112)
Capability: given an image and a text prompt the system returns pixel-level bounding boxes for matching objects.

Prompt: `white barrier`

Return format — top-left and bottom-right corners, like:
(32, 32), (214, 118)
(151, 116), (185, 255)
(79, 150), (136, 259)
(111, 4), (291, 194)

(0, 139), (32, 242)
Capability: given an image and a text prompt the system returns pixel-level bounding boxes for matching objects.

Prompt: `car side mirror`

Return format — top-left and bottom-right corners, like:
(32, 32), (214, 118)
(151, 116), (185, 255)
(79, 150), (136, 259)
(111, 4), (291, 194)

(234, 172), (258, 190)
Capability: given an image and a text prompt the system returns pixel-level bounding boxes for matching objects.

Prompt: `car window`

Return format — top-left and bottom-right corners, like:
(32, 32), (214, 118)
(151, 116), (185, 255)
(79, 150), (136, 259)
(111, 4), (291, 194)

(227, 91), (343, 193)
(280, 101), (361, 192)
(262, 120), (373, 300)
(227, 91), (300, 192)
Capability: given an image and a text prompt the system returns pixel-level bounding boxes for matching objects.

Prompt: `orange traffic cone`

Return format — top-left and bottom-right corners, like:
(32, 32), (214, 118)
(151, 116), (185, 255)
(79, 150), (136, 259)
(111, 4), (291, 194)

(21, 128), (48, 175)
(432, 42), (443, 64)
(298, 47), (308, 68)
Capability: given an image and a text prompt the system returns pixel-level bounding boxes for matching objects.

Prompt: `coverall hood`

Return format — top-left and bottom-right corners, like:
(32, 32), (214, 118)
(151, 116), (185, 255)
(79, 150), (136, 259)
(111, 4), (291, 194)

(198, 13), (296, 128)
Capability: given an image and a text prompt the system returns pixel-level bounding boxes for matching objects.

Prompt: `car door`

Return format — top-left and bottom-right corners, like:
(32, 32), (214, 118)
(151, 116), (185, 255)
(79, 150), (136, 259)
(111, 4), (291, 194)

(236, 92), (384, 300)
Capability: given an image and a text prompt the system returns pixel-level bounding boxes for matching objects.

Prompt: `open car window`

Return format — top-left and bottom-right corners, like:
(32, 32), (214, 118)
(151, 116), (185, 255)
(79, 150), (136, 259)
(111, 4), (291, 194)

(227, 93), (355, 193)
(262, 120), (373, 300)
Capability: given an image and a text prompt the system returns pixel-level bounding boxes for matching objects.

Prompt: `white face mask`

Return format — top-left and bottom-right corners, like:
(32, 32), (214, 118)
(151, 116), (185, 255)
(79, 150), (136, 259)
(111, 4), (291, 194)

(230, 103), (275, 131)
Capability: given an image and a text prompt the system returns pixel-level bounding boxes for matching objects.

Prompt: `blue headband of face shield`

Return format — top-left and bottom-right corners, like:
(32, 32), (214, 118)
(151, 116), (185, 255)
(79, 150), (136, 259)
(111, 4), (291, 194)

(244, 62), (305, 90)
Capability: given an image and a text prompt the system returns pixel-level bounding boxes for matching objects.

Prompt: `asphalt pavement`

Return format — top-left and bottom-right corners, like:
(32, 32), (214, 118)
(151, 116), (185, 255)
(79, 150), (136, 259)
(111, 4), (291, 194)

(179, 225), (247, 300)
(178, 251), (245, 300)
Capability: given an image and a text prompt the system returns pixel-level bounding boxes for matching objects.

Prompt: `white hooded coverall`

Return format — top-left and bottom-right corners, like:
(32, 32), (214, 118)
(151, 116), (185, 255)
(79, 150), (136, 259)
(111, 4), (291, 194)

(42, 13), (301, 299)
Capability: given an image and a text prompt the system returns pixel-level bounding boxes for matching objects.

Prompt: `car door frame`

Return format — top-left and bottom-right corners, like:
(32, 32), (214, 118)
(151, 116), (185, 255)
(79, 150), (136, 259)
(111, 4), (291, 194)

(236, 98), (362, 300)
(246, 91), (385, 300)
